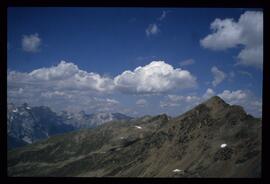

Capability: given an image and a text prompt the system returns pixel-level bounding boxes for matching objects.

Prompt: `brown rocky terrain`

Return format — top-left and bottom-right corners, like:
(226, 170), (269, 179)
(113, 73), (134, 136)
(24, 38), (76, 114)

(8, 96), (261, 177)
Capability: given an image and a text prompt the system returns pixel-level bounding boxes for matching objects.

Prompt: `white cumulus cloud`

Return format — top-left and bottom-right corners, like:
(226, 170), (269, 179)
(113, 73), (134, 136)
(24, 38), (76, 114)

(218, 90), (247, 103)
(29, 61), (114, 92)
(114, 61), (197, 94)
(218, 89), (262, 117)
(237, 45), (263, 69)
(200, 11), (263, 69)
(203, 88), (215, 99)
(211, 66), (226, 87)
(30, 61), (79, 80)
(8, 61), (121, 113)
(158, 11), (167, 21)
(146, 23), (160, 36)
(22, 33), (42, 52)
(9, 60), (197, 97)
(8, 60), (198, 114)
(136, 99), (147, 107)
(160, 94), (200, 108)
(201, 18), (242, 50)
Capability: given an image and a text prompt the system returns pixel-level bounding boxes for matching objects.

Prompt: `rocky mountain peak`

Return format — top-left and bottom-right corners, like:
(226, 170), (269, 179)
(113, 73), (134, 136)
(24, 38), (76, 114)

(203, 96), (227, 108)
(199, 96), (230, 116)
(177, 96), (228, 120)
(201, 96), (248, 119)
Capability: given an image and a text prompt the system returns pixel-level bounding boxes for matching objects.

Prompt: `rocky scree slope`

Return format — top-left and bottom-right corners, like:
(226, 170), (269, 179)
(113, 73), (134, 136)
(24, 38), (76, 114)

(8, 96), (261, 177)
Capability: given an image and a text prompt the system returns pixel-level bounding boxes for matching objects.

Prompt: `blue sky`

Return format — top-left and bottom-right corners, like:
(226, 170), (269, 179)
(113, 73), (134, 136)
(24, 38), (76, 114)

(7, 8), (263, 117)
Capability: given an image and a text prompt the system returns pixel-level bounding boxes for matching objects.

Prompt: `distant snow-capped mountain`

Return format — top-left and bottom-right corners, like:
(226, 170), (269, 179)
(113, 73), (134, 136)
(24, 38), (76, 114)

(7, 103), (75, 149)
(58, 111), (132, 129)
(7, 103), (132, 150)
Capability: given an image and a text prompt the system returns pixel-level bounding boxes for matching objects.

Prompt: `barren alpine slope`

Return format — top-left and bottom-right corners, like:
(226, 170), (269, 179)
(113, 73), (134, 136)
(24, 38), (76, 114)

(8, 96), (261, 177)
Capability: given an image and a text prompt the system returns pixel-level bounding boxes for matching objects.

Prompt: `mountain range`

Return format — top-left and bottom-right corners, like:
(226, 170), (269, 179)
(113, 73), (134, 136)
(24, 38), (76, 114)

(8, 96), (261, 177)
(7, 103), (132, 149)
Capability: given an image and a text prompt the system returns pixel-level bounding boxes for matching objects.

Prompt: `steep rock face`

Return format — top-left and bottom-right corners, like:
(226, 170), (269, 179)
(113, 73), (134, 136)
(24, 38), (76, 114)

(7, 104), (132, 150)
(7, 104), (75, 149)
(8, 96), (261, 177)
